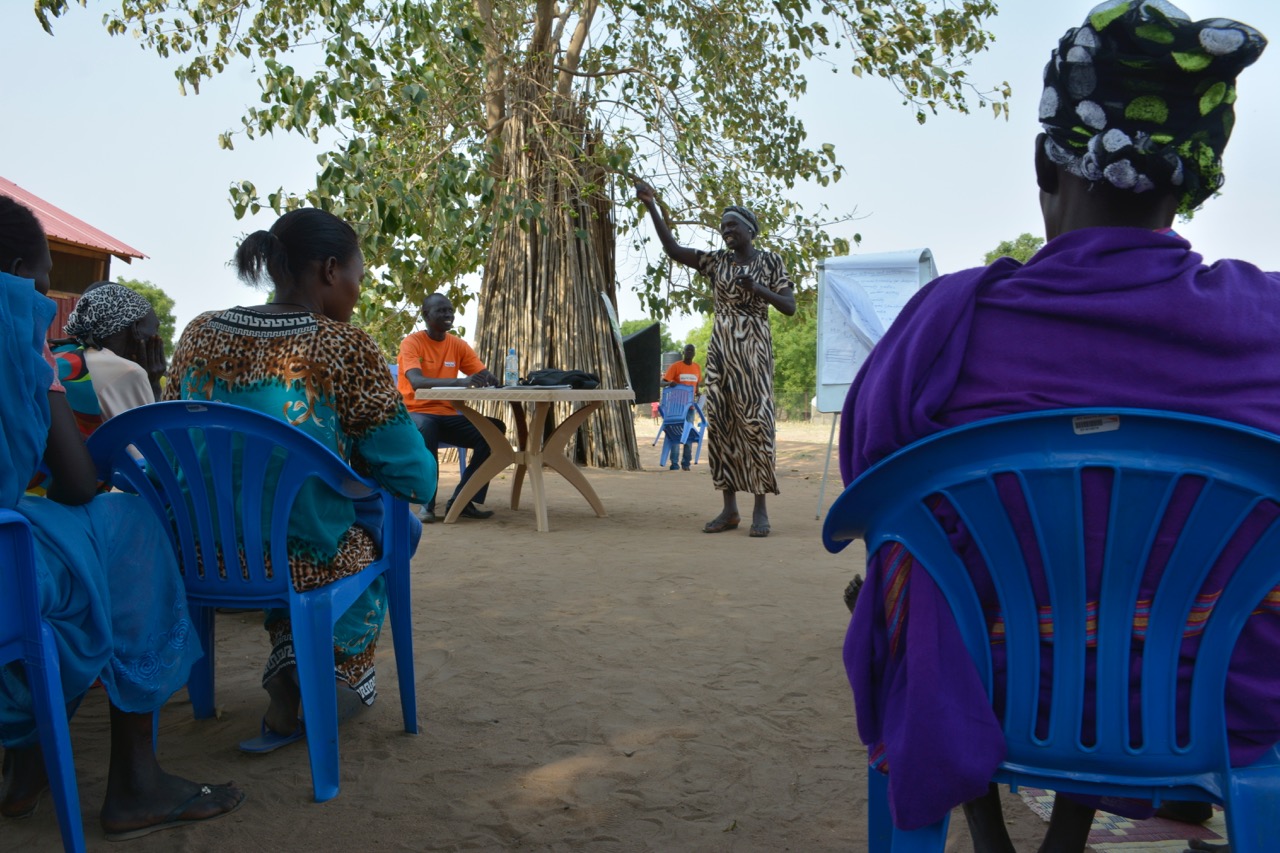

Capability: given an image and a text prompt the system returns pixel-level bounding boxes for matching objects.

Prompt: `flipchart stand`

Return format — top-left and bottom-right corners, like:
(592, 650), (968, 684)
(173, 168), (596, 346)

(813, 249), (936, 518)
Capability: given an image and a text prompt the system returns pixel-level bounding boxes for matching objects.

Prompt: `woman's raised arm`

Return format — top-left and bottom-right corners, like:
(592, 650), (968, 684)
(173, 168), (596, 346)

(634, 180), (701, 270)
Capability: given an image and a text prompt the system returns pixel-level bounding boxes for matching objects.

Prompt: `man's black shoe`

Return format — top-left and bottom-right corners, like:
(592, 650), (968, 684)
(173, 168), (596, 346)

(446, 499), (494, 520)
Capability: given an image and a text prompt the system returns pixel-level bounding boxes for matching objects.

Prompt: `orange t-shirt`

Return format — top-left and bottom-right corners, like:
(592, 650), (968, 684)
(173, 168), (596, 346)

(663, 360), (701, 390)
(397, 331), (486, 416)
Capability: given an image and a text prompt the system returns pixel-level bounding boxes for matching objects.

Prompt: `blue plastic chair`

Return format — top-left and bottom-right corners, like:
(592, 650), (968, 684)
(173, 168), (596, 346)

(0, 509), (84, 853)
(652, 385), (706, 468)
(389, 361), (467, 476)
(86, 400), (418, 803)
(823, 408), (1280, 853)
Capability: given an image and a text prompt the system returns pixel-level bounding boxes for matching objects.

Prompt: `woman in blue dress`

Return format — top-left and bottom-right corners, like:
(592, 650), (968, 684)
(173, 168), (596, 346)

(0, 197), (245, 840)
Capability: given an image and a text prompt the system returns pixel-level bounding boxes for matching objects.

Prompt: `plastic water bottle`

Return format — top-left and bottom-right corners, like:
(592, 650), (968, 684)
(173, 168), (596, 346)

(504, 347), (519, 387)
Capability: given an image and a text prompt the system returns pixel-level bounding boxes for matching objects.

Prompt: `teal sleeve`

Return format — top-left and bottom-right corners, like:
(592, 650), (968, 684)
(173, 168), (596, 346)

(334, 324), (438, 503)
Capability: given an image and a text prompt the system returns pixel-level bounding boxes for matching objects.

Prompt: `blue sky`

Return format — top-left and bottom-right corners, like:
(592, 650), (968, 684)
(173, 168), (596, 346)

(3, 2), (1278, 344)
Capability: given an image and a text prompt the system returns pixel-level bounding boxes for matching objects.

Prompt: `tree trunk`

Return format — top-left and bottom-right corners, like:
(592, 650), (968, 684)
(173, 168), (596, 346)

(476, 73), (638, 470)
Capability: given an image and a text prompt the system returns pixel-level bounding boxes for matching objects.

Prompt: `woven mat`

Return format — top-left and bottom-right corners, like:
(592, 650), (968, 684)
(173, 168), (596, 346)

(1017, 788), (1228, 852)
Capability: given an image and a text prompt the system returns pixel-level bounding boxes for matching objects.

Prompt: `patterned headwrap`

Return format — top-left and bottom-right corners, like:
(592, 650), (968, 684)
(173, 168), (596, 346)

(721, 205), (759, 237)
(64, 283), (152, 349)
(1040, 0), (1266, 215)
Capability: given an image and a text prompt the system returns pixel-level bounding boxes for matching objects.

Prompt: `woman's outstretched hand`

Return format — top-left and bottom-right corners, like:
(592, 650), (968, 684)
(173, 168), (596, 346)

(633, 179), (655, 205)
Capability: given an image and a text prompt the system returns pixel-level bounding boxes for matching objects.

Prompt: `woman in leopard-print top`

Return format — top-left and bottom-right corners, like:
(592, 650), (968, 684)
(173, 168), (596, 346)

(165, 208), (436, 750)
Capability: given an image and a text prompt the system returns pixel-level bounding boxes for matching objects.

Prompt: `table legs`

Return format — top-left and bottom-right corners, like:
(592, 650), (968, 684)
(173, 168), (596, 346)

(515, 401), (608, 520)
(442, 398), (608, 532)
(438, 402), (515, 524)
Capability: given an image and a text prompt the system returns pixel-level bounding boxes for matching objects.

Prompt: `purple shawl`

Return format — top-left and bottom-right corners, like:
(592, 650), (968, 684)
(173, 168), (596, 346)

(839, 227), (1280, 829)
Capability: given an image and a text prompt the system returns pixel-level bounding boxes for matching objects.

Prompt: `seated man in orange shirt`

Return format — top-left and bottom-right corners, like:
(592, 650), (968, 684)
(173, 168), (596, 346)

(397, 293), (503, 522)
(661, 344), (702, 471)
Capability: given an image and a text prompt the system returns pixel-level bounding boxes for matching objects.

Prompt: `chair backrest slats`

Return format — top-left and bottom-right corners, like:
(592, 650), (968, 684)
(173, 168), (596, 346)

(238, 438), (274, 576)
(938, 477), (1039, 724)
(659, 385), (694, 422)
(1022, 468), (1090, 748)
(88, 401), (381, 602)
(1093, 468), (1175, 753)
(824, 408), (1280, 784)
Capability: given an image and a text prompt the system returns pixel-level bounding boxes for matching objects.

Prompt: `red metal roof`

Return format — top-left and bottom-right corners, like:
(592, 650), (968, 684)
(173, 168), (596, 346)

(0, 176), (145, 261)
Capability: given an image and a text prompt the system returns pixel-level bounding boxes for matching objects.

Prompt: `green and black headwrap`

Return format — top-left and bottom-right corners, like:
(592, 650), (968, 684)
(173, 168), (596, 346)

(1040, 0), (1266, 214)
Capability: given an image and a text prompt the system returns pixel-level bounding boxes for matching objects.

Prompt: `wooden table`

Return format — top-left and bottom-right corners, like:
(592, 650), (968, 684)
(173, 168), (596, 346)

(414, 387), (635, 532)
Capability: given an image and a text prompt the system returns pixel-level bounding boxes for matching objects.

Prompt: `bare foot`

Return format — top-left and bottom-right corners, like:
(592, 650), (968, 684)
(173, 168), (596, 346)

(100, 773), (244, 840)
(1, 746), (48, 819)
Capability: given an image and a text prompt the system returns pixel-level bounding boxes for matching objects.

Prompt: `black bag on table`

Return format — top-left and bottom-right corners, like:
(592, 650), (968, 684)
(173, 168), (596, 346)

(520, 368), (601, 390)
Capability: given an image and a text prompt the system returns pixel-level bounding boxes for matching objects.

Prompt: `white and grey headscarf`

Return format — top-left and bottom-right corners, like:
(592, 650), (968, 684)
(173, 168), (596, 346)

(721, 205), (759, 237)
(64, 283), (152, 349)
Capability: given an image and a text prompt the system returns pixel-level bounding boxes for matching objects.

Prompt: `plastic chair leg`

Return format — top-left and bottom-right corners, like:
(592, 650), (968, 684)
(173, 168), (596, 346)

(384, 561), (419, 735)
(187, 604), (217, 720)
(1223, 763), (1280, 853)
(868, 767), (893, 853)
(867, 766), (949, 852)
(293, 594), (341, 803)
(28, 629), (86, 853)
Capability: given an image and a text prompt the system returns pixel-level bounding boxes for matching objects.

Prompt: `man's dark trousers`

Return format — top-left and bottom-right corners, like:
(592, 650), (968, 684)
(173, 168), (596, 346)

(410, 412), (506, 512)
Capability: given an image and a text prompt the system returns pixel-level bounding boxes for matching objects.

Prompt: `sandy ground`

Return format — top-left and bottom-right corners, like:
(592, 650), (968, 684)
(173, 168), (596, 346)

(5, 416), (1053, 852)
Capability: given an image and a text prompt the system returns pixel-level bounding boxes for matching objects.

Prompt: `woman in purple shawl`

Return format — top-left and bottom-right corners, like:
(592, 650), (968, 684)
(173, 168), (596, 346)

(839, 3), (1273, 851)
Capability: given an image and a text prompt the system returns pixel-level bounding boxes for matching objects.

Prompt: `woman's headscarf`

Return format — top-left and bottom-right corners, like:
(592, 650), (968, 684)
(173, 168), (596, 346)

(64, 283), (152, 349)
(1039, 0), (1266, 215)
(721, 205), (759, 237)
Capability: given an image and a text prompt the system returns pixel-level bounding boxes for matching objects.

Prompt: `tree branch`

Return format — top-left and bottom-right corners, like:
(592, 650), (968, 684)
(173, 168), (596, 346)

(529, 0), (555, 58)
(556, 0), (597, 100)
(474, 0), (508, 151)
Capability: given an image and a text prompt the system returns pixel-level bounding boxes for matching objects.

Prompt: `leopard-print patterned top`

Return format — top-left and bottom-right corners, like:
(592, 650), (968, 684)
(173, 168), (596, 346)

(164, 307), (436, 591)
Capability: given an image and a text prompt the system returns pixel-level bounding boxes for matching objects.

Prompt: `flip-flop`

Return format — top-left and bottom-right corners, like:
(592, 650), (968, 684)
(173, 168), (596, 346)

(238, 718), (304, 754)
(749, 523), (771, 538)
(702, 515), (740, 533)
(102, 783), (245, 842)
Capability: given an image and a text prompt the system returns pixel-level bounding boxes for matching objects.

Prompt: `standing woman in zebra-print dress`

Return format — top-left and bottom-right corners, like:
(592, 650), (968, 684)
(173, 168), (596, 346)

(635, 179), (796, 537)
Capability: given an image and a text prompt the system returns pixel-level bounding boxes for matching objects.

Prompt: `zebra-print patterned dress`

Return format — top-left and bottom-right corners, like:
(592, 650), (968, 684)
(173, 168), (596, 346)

(697, 248), (794, 495)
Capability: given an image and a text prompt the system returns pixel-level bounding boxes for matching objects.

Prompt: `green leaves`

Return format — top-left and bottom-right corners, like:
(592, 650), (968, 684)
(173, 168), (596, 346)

(983, 232), (1044, 265)
(34, 0), (1006, 335)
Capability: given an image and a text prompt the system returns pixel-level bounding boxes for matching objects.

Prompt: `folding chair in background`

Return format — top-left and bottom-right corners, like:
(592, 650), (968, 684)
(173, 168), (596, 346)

(652, 384), (705, 468)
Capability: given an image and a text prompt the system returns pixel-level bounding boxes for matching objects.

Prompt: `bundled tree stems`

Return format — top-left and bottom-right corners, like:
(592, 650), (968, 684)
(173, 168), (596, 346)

(476, 71), (639, 470)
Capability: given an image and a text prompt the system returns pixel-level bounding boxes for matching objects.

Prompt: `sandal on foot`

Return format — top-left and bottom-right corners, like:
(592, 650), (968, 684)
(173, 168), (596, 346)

(102, 783), (245, 842)
(238, 718), (304, 754)
(749, 523), (771, 538)
(702, 515), (740, 533)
